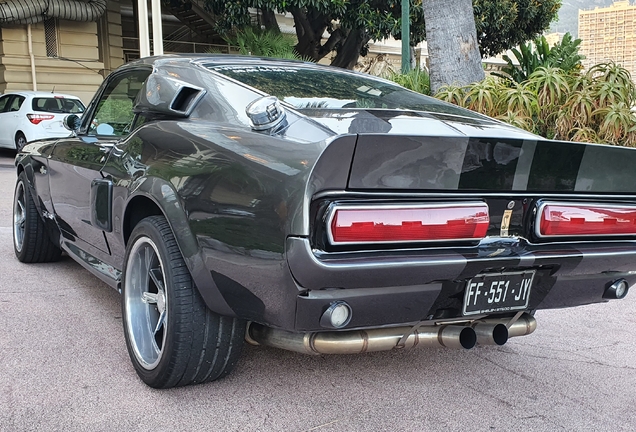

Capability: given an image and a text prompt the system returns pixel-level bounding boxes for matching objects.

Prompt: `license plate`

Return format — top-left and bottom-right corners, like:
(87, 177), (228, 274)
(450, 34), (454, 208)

(462, 271), (535, 315)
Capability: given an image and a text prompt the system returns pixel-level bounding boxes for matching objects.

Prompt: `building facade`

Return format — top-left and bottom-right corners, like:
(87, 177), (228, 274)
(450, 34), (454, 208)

(0, 1), (125, 103)
(578, 1), (636, 77)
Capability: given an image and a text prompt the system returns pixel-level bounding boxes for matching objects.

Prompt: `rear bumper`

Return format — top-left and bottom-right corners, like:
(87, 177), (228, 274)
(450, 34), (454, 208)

(287, 237), (636, 331)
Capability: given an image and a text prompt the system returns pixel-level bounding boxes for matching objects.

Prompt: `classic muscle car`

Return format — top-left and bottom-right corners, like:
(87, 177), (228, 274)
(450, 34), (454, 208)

(13, 55), (636, 388)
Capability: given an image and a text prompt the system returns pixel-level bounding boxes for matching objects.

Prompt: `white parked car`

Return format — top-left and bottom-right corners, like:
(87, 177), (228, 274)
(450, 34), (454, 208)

(0, 91), (85, 150)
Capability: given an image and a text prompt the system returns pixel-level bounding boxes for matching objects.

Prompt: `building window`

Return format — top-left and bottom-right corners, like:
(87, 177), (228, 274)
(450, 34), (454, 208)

(44, 18), (58, 57)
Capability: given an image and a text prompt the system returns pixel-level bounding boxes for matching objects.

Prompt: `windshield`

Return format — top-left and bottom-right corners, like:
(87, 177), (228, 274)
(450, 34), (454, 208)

(32, 97), (85, 114)
(207, 64), (483, 119)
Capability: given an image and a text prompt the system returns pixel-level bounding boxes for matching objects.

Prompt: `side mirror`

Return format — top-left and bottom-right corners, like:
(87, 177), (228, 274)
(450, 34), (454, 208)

(246, 96), (287, 132)
(63, 114), (81, 132)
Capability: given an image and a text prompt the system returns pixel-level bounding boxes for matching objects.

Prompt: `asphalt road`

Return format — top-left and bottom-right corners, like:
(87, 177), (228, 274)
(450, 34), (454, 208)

(1, 148), (636, 431)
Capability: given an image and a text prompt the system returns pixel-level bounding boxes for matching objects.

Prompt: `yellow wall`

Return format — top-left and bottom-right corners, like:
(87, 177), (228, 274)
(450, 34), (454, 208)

(0, 1), (124, 104)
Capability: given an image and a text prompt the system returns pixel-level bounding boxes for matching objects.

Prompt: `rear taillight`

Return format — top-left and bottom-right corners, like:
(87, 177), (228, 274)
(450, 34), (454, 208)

(328, 203), (489, 245)
(537, 202), (636, 237)
(27, 114), (55, 125)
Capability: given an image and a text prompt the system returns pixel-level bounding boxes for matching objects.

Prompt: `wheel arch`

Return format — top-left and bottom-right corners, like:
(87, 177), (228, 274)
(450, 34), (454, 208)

(122, 195), (163, 246)
(15, 159), (36, 196)
(16, 162), (25, 177)
(122, 179), (235, 317)
(15, 130), (26, 143)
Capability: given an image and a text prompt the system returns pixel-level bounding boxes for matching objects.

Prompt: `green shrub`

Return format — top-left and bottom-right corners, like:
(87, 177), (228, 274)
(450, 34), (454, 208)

(432, 61), (636, 147)
(388, 68), (431, 95)
(223, 27), (303, 61)
(494, 33), (585, 84)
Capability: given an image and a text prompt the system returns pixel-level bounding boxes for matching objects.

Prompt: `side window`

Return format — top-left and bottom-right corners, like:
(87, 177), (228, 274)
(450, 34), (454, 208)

(88, 69), (150, 137)
(0, 95), (12, 113)
(8, 96), (25, 112)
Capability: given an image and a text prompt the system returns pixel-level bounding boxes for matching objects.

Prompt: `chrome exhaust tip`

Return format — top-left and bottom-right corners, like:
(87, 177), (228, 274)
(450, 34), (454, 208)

(436, 325), (477, 350)
(472, 322), (509, 346)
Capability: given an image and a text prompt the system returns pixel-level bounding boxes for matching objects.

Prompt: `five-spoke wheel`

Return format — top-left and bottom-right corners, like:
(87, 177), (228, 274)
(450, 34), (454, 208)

(124, 237), (169, 370)
(121, 216), (245, 388)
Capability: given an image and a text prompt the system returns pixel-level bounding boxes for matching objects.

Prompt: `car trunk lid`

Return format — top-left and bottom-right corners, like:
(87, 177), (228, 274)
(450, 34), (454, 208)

(347, 135), (636, 193)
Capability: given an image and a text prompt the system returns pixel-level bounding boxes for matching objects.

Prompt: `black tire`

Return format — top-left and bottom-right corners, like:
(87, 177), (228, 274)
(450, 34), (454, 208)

(13, 171), (62, 263)
(15, 132), (26, 151)
(121, 216), (245, 388)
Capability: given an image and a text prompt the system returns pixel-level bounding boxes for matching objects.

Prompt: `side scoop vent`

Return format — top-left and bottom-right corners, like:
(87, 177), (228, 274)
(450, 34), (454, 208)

(135, 73), (206, 118)
(170, 86), (203, 115)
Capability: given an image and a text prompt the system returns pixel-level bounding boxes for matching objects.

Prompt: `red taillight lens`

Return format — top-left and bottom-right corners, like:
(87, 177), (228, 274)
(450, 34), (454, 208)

(328, 203), (490, 244)
(538, 203), (636, 237)
(27, 114), (55, 125)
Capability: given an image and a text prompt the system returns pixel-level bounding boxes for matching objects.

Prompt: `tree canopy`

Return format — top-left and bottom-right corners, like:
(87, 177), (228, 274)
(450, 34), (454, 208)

(473, 0), (562, 57)
(201, 0), (561, 68)
(203, 0), (425, 68)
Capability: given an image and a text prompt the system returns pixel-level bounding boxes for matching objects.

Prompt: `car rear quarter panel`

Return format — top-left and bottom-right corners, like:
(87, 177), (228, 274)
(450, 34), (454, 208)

(102, 117), (339, 327)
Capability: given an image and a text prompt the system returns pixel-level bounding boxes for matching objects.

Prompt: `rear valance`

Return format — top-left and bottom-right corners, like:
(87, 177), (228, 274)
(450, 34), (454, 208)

(348, 135), (636, 193)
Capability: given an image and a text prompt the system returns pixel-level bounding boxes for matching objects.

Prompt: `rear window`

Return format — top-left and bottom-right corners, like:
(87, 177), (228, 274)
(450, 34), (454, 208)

(32, 97), (85, 114)
(207, 64), (485, 119)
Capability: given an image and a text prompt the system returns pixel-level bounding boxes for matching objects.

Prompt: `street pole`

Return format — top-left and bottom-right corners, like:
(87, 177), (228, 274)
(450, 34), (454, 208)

(401, 0), (410, 73)
(151, 0), (164, 55)
(137, 0), (150, 58)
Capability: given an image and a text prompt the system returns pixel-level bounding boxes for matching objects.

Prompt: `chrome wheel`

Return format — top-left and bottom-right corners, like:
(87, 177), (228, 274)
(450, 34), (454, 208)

(124, 237), (168, 370)
(13, 181), (26, 253)
(122, 216), (245, 388)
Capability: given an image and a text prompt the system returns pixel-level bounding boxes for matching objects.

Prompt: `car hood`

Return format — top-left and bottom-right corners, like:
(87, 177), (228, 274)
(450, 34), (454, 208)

(297, 108), (538, 140)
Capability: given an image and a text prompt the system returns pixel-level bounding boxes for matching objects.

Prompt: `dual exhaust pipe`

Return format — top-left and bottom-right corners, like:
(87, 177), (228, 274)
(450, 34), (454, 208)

(247, 314), (537, 355)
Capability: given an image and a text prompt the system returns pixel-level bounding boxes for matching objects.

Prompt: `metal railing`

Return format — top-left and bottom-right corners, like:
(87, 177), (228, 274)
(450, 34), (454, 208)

(122, 37), (234, 59)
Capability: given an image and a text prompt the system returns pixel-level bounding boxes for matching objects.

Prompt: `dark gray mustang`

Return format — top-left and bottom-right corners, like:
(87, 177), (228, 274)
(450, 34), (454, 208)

(13, 55), (636, 388)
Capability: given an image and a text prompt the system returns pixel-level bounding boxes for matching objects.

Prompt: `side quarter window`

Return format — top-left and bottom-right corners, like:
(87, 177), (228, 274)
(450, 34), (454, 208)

(8, 96), (25, 112)
(0, 95), (13, 113)
(87, 69), (151, 137)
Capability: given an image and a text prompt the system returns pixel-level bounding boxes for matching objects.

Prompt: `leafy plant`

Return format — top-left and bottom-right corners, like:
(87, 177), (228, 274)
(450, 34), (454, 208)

(594, 102), (636, 144)
(388, 68), (430, 95)
(501, 82), (537, 119)
(430, 61), (636, 147)
(223, 27), (304, 60)
(495, 33), (585, 84)
(494, 37), (549, 84)
(435, 84), (466, 106)
(462, 77), (502, 117)
(548, 33), (585, 74)
(527, 67), (569, 107)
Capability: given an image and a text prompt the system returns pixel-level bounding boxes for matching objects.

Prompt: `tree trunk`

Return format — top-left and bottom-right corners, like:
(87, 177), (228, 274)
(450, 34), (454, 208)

(290, 7), (330, 62)
(330, 28), (369, 69)
(259, 8), (280, 34)
(423, 0), (485, 94)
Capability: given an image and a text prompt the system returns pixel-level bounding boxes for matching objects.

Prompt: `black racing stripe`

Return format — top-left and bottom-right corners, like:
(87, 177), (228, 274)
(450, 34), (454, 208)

(350, 136), (636, 193)
(458, 138), (522, 190)
(518, 246), (584, 310)
(527, 141), (585, 191)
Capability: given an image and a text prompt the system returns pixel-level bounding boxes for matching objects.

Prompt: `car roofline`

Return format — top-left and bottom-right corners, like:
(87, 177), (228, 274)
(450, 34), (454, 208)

(3, 90), (83, 99)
